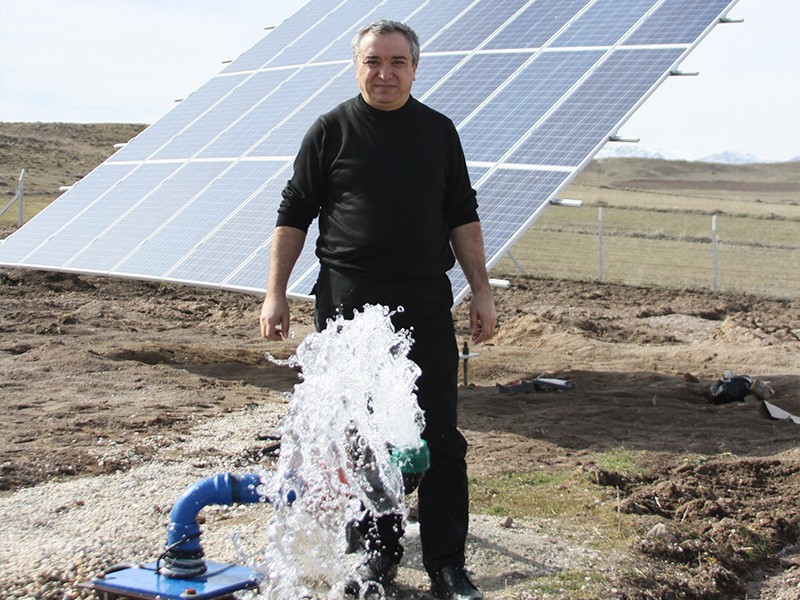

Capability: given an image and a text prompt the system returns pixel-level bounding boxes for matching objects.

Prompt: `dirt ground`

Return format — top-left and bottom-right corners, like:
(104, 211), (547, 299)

(0, 266), (798, 599)
(2, 122), (799, 598)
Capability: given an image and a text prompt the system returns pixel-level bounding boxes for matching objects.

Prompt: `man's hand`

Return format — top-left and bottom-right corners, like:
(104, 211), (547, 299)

(259, 226), (306, 341)
(450, 222), (497, 344)
(260, 293), (291, 340)
(469, 286), (497, 344)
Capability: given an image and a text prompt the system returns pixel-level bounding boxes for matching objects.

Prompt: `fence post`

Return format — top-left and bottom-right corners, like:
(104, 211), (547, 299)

(0, 169), (25, 225)
(17, 169), (25, 226)
(711, 214), (718, 292)
(597, 206), (604, 281)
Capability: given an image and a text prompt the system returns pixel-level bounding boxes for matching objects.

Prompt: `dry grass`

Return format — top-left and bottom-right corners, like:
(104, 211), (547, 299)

(1, 194), (53, 227)
(491, 160), (800, 298)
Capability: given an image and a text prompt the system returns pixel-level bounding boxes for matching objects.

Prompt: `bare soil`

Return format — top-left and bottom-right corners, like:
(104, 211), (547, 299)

(0, 268), (798, 599)
(1, 123), (799, 598)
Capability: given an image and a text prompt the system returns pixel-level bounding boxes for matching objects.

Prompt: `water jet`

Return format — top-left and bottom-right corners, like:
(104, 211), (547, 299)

(82, 306), (427, 599)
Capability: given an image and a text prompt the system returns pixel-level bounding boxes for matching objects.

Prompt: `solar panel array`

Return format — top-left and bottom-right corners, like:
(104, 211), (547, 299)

(0, 0), (740, 304)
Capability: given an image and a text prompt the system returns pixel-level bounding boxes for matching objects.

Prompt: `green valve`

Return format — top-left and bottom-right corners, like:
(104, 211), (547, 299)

(391, 440), (430, 475)
(391, 440), (430, 495)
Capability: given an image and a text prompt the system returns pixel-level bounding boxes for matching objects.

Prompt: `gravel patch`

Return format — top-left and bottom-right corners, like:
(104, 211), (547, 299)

(1, 395), (607, 600)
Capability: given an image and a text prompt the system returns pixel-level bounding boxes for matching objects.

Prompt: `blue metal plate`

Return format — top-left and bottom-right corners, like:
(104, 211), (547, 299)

(85, 561), (260, 600)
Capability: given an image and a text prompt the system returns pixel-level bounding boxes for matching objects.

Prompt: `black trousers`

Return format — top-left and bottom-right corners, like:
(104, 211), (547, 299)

(314, 265), (469, 575)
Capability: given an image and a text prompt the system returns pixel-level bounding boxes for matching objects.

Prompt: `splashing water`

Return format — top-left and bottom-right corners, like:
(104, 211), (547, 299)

(255, 305), (425, 599)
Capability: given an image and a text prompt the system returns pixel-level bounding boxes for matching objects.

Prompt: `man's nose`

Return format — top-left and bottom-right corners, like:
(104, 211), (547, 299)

(378, 64), (393, 79)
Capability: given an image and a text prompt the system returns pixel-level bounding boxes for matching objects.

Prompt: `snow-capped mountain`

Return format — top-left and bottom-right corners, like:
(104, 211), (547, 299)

(594, 145), (667, 160)
(594, 145), (797, 164)
(696, 151), (762, 164)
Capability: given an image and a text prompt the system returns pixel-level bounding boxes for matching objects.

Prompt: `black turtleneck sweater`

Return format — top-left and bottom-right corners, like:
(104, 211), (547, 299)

(276, 94), (479, 279)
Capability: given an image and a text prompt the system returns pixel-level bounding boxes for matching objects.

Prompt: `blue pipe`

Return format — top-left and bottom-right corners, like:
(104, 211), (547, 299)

(166, 473), (265, 554)
(159, 441), (425, 578)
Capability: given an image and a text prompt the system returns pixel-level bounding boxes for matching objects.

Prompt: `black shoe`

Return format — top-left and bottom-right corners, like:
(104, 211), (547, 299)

(343, 578), (382, 599)
(344, 553), (399, 598)
(430, 566), (483, 600)
(357, 553), (399, 585)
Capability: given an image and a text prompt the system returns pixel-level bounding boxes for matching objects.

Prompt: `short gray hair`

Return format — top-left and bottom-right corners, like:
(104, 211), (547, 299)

(351, 19), (420, 66)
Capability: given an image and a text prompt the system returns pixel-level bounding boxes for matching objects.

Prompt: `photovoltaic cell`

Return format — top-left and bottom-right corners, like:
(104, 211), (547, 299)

(508, 47), (684, 166)
(370, 0), (430, 22)
(225, 224), (289, 293)
(20, 163), (180, 268)
(458, 50), (605, 162)
(249, 68), (358, 157)
(0, 0), (741, 305)
(425, 0), (529, 52)
(406, 1), (473, 45)
(625, 0), (735, 45)
(67, 161), (233, 273)
(268, 0), (382, 68)
(222, 0), (336, 73)
(409, 54), (465, 98)
(484, 0), (592, 50)
(0, 163), (136, 263)
(199, 63), (344, 158)
(312, 0), (430, 64)
(114, 161), (277, 278)
(424, 52), (534, 126)
(467, 166), (490, 188)
(551, 0), (655, 48)
(151, 70), (296, 161)
(476, 168), (570, 261)
(169, 167), (291, 285)
(110, 75), (248, 162)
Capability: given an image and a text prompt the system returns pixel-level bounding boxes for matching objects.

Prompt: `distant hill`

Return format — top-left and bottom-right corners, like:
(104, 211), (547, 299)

(575, 155), (800, 197)
(0, 122), (146, 197)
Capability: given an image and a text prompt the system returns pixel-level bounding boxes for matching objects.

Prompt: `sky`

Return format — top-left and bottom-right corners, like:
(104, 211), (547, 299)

(0, 0), (798, 162)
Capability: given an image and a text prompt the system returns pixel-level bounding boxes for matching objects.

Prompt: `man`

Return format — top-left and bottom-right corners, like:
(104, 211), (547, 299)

(260, 19), (496, 600)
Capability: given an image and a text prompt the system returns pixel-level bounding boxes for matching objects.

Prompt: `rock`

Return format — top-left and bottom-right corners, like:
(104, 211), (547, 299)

(646, 522), (677, 543)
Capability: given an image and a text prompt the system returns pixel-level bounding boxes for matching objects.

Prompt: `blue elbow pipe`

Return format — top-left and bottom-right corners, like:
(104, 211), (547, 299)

(161, 473), (265, 578)
(167, 472), (264, 550)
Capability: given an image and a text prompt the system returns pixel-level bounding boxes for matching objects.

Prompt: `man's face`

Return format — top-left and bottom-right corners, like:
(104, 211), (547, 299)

(355, 31), (417, 111)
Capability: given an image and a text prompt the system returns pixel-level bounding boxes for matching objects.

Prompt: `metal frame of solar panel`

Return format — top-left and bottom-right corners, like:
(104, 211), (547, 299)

(0, 0), (741, 305)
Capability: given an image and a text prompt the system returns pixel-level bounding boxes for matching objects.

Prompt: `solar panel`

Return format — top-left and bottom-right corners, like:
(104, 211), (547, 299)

(0, 0), (741, 305)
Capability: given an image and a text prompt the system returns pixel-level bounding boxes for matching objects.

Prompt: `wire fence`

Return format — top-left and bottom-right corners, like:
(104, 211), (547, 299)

(4, 187), (798, 299)
(489, 205), (800, 299)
